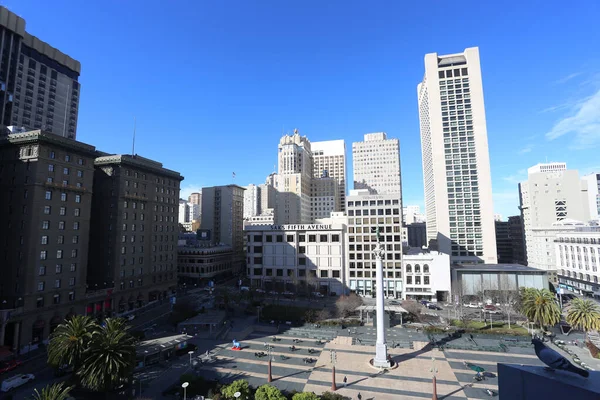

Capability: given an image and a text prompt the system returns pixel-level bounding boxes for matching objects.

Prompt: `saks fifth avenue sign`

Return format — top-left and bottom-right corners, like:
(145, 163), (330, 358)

(270, 224), (332, 231)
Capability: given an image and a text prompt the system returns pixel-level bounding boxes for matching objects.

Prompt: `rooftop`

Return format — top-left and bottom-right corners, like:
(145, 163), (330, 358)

(451, 263), (546, 273)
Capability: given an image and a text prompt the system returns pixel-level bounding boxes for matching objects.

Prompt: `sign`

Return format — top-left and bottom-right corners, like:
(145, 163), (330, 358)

(269, 224), (332, 231)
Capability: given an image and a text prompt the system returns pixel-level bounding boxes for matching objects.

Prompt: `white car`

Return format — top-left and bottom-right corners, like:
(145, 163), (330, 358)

(312, 292), (324, 298)
(1, 374), (35, 392)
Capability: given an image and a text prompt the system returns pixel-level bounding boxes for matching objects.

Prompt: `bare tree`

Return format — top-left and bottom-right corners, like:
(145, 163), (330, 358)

(317, 308), (331, 322)
(401, 300), (423, 323)
(335, 293), (363, 318)
(497, 274), (518, 329)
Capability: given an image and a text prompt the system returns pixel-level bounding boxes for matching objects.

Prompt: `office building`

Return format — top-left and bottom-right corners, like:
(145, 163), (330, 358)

(0, 130), (96, 351)
(403, 205), (426, 225)
(519, 163), (591, 269)
(258, 183), (277, 216)
(87, 154), (183, 313)
(177, 233), (234, 286)
(188, 192), (201, 206)
(451, 264), (549, 296)
(311, 176), (339, 220)
(0, 7), (81, 139)
(495, 220), (512, 264)
(403, 249), (451, 302)
(312, 140), (347, 212)
(555, 226), (600, 299)
(346, 190), (404, 298)
(407, 222), (427, 249)
(352, 132), (402, 197)
(245, 215), (347, 295)
(243, 184), (259, 219)
(582, 173), (600, 222)
(508, 215), (527, 265)
(417, 47), (497, 264)
(200, 185), (245, 272)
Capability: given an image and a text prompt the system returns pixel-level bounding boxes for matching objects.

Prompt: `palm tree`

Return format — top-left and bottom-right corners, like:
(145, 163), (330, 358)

(29, 382), (73, 400)
(47, 315), (96, 370)
(78, 318), (136, 393)
(520, 288), (561, 329)
(566, 297), (600, 339)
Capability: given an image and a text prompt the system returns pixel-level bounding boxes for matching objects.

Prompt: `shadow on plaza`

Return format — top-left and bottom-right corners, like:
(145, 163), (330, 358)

(439, 383), (473, 399)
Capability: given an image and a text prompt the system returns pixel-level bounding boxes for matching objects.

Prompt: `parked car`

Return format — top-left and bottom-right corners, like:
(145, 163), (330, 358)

(268, 290), (280, 296)
(255, 288), (265, 294)
(312, 292), (324, 298)
(464, 302), (478, 308)
(427, 303), (441, 310)
(483, 305), (498, 314)
(282, 291), (294, 297)
(0, 360), (22, 375)
(1, 374), (35, 392)
(419, 300), (430, 306)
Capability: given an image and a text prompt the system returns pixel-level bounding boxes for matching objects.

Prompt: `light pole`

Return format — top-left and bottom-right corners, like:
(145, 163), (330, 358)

(330, 350), (337, 391)
(430, 357), (438, 400)
(267, 344), (273, 382)
(188, 350), (194, 367)
(182, 381), (189, 400)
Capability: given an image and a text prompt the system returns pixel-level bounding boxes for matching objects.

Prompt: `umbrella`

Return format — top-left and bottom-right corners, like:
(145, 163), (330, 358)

(464, 361), (485, 373)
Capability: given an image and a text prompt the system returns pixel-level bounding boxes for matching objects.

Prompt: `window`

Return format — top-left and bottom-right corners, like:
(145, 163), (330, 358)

(415, 276), (421, 285)
(55, 279), (61, 288)
(298, 246), (306, 254)
(45, 191), (52, 200)
(56, 250), (63, 259)
(320, 270), (328, 278)
(424, 276), (430, 285)
(48, 164), (54, 172)
(331, 234), (340, 242)
(77, 158), (84, 165)
(57, 235), (64, 244)
(69, 277), (75, 286)
(320, 235), (328, 242)
(65, 155), (70, 162)
(72, 235), (78, 244)
(39, 266), (46, 276)
(50, 151), (55, 159)
(38, 282), (45, 291)
(37, 297), (44, 308)
(332, 270), (340, 278)
(73, 222), (79, 230)
(74, 208), (80, 217)
(55, 264), (62, 273)
(58, 221), (65, 230)
(265, 235), (272, 242)
(286, 235), (294, 242)
(276, 235), (283, 243)
(53, 294), (61, 304)
(299, 234), (306, 242)
(77, 170), (83, 178)
(299, 258), (306, 265)
(60, 193), (67, 201)
(63, 167), (69, 175)
(253, 257), (262, 264)
(71, 249), (77, 258)
(309, 235), (316, 243)
(43, 206), (51, 215)
(70, 263), (76, 272)
(41, 236), (48, 245)
(59, 207), (66, 216)
(75, 195), (81, 203)
(40, 250), (47, 260)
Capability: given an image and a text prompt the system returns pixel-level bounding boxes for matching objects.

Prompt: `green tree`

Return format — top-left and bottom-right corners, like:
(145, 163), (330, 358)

(520, 288), (561, 329)
(255, 384), (287, 400)
(566, 297), (600, 339)
(29, 382), (73, 400)
(292, 393), (319, 400)
(47, 315), (96, 370)
(321, 392), (350, 400)
(77, 318), (136, 393)
(221, 379), (251, 399)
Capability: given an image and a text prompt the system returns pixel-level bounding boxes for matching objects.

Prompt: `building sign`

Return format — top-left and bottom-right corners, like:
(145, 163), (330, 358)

(269, 224), (332, 231)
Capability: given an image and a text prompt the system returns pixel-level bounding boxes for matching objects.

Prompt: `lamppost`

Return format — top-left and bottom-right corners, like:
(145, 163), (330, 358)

(182, 381), (189, 400)
(430, 357), (438, 400)
(267, 344), (273, 382)
(330, 350), (337, 391)
(188, 350), (194, 367)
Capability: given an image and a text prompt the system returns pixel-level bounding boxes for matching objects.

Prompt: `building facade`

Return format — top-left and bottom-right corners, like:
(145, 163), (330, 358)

(188, 192), (201, 206)
(352, 132), (402, 197)
(200, 185), (245, 273)
(495, 220), (512, 264)
(177, 234), (234, 286)
(245, 217), (347, 295)
(0, 130), (95, 351)
(582, 173), (600, 222)
(417, 47), (497, 264)
(403, 205), (426, 224)
(519, 163), (591, 268)
(451, 264), (549, 297)
(403, 250), (451, 302)
(346, 190), (404, 298)
(311, 139), (347, 212)
(243, 184), (259, 219)
(0, 7), (81, 139)
(311, 176), (339, 220)
(87, 154), (183, 314)
(407, 222), (427, 249)
(555, 227), (600, 298)
(508, 215), (527, 265)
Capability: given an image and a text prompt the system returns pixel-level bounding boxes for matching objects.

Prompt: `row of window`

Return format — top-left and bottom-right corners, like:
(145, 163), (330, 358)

(45, 191), (82, 203)
(41, 235), (78, 244)
(37, 277), (76, 291)
(36, 291), (76, 308)
(39, 263), (77, 275)
(41, 220), (80, 230)
(250, 234), (341, 243)
(40, 249), (78, 259)
(48, 164), (84, 177)
(348, 199), (400, 207)
(48, 151), (85, 165)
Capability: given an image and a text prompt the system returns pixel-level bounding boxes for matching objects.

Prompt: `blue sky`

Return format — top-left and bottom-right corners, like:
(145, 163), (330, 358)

(8, 0), (600, 220)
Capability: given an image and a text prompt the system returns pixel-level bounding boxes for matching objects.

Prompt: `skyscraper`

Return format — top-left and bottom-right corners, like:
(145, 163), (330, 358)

(311, 140), (347, 212)
(352, 132), (402, 196)
(0, 7), (81, 139)
(417, 47), (497, 264)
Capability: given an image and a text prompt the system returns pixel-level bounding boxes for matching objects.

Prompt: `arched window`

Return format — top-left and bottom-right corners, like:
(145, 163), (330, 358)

(423, 264), (430, 273)
(415, 264), (421, 273)
(406, 264), (412, 273)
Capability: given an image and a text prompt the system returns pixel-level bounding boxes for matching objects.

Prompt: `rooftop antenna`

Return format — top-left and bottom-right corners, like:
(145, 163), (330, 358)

(132, 116), (136, 156)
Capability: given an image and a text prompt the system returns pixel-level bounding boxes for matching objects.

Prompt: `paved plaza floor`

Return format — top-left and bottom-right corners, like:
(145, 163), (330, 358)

(195, 330), (549, 400)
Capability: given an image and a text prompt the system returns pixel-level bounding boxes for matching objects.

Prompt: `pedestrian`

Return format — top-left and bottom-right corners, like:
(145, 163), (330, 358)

(357, 392), (362, 400)
(348, 328), (351, 334)
(343, 376), (347, 387)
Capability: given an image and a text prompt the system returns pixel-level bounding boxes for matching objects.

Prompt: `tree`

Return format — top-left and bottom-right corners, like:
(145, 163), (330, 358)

(29, 383), (73, 400)
(497, 275), (519, 329)
(520, 288), (561, 329)
(254, 384), (287, 400)
(77, 318), (136, 393)
(401, 300), (422, 323)
(316, 308), (331, 322)
(335, 293), (362, 318)
(47, 315), (95, 371)
(221, 379), (251, 400)
(292, 393), (319, 400)
(321, 392), (351, 400)
(566, 298), (600, 339)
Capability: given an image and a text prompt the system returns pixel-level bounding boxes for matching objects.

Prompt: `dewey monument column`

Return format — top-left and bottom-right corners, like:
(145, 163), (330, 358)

(372, 227), (391, 367)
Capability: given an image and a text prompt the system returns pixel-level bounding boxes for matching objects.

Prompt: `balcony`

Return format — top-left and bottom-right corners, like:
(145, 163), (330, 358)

(44, 181), (87, 193)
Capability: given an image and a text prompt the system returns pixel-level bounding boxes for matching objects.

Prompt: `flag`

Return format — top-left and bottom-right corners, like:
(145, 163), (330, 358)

(232, 172), (236, 179)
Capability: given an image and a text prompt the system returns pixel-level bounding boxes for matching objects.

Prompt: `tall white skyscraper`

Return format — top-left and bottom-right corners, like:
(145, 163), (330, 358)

(312, 140), (347, 211)
(243, 184), (260, 219)
(352, 132), (402, 196)
(582, 173), (600, 221)
(417, 47), (497, 264)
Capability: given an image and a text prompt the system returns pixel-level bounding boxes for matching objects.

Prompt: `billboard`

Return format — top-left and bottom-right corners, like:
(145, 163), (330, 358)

(196, 229), (211, 241)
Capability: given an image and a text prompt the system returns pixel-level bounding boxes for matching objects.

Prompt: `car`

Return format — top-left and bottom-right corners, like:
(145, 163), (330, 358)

(255, 288), (265, 294)
(268, 290), (280, 296)
(1, 373), (35, 392)
(463, 302), (478, 308)
(420, 300), (430, 306)
(311, 292), (324, 298)
(0, 360), (22, 375)
(483, 305), (498, 314)
(282, 291), (294, 297)
(427, 303), (441, 310)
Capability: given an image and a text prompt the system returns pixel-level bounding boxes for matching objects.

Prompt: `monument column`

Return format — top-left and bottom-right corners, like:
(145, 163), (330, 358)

(372, 228), (390, 368)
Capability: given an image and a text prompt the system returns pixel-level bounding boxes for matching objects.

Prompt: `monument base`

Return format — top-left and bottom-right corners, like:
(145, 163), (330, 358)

(372, 343), (391, 368)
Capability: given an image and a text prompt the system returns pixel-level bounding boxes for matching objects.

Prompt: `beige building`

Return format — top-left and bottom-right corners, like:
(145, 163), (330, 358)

(352, 132), (402, 197)
(555, 226), (600, 298)
(311, 176), (339, 220)
(519, 163), (591, 269)
(311, 140), (347, 212)
(201, 185), (245, 273)
(417, 47), (497, 264)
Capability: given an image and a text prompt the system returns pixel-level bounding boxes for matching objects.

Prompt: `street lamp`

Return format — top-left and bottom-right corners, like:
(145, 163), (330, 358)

(267, 344), (273, 382)
(188, 350), (194, 367)
(430, 357), (438, 400)
(182, 381), (189, 400)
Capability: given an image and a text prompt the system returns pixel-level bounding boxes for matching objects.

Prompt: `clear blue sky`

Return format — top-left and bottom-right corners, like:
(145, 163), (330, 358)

(8, 0), (600, 219)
